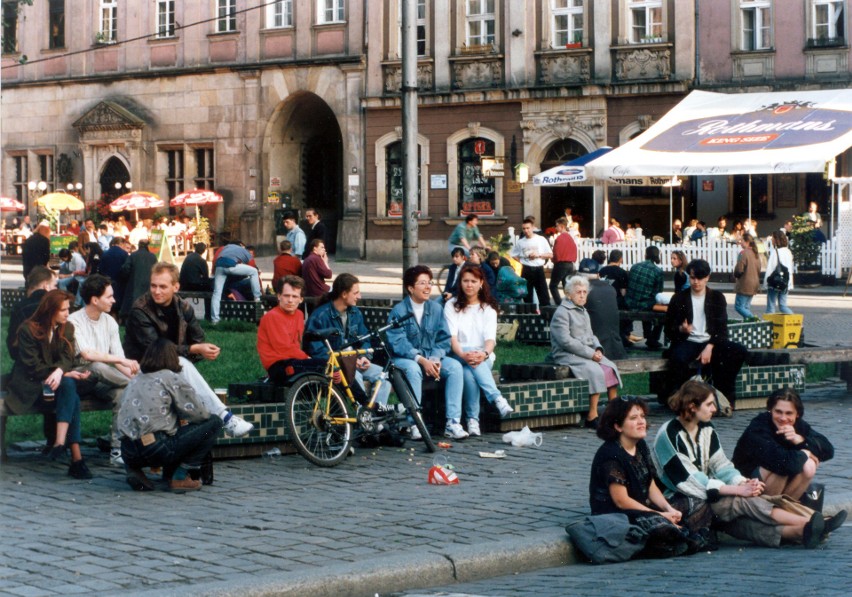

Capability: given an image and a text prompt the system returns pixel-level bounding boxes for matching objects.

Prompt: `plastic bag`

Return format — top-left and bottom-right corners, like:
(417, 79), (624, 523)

(428, 454), (459, 485)
(502, 426), (543, 447)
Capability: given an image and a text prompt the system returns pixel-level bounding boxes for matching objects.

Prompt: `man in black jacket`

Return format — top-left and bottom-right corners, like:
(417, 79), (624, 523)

(21, 221), (51, 283)
(123, 262), (253, 438)
(179, 242), (212, 291)
(664, 259), (747, 406)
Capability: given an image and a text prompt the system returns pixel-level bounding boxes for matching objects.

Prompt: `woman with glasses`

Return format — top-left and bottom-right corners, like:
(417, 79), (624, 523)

(547, 275), (622, 429)
(590, 396), (701, 558)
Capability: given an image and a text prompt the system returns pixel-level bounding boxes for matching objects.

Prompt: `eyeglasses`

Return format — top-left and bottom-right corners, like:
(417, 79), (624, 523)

(413, 280), (434, 287)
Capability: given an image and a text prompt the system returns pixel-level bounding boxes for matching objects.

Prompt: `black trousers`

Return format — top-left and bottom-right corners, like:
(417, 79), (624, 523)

(267, 358), (326, 386)
(121, 415), (223, 473)
(521, 265), (550, 306)
(667, 340), (748, 404)
(549, 261), (575, 305)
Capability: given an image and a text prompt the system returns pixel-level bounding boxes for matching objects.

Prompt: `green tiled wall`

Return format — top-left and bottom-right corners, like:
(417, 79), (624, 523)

(496, 378), (590, 418)
(216, 402), (292, 446)
(735, 364), (806, 398)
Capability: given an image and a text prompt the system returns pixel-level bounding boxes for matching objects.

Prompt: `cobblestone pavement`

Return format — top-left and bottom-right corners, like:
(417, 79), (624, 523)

(0, 383), (850, 597)
(396, 526), (852, 597)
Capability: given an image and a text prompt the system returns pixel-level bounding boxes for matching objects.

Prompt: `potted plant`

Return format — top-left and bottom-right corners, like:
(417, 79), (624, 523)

(565, 32), (582, 49)
(789, 214), (822, 287)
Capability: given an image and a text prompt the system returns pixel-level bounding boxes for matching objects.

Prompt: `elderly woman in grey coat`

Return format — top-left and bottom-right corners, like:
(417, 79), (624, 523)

(547, 275), (622, 429)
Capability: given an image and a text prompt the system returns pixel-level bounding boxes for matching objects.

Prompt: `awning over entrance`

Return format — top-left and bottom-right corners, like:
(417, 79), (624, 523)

(586, 89), (852, 178)
(533, 147), (612, 185)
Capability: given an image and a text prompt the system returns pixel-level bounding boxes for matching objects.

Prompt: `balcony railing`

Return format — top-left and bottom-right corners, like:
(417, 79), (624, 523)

(806, 37), (846, 48)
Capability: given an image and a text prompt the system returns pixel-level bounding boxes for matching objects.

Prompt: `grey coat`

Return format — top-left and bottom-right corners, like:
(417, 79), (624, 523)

(547, 299), (622, 394)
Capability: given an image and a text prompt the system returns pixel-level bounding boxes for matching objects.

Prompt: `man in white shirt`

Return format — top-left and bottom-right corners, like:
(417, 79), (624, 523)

(511, 217), (553, 307)
(68, 274), (139, 465)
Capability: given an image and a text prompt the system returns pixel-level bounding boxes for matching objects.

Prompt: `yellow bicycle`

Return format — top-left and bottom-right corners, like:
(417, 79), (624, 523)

(284, 315), (437, 466)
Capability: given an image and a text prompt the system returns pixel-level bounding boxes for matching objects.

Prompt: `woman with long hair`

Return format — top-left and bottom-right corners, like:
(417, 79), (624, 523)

(8, 289), (93, 479)
(670, 250), (689, 293)
(765, 230), (795, 315)
(85, 241), (103, 276)
(443, 265), (514, 436)
(733, 233), (761, 319)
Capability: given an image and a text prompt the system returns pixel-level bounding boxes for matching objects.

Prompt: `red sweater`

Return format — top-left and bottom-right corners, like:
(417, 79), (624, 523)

(552, 232), (577, 263)
(256, 307), (309, 369)
(273, 253), (302, 281)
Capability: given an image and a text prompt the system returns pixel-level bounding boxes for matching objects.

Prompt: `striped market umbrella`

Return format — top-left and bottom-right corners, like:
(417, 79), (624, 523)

(0, 196), (26, 212)
(110, 191), (164, 221)
(170, 188), (223, 224)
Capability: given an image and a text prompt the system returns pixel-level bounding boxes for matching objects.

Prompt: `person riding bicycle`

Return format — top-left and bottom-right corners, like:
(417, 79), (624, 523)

(257, 275), (326, 385)
(386, 265), (468, 440)
(304, 274), (391, 406)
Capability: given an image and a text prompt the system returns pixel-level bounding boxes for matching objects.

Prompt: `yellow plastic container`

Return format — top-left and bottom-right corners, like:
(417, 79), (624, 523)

(762, 314), (803, 349)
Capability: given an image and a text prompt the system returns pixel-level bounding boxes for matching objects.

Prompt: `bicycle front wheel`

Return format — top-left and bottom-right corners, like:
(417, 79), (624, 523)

(285, 374), (353, 467)
(391, 368), (437, 453)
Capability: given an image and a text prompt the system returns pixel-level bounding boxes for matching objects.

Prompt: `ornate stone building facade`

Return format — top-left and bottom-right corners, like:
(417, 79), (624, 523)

(2, 1), (849, 258)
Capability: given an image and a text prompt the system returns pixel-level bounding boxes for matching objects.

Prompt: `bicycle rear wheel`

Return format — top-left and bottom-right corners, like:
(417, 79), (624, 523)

(285, 374), (353, 467)
(391, 368), (437, 453)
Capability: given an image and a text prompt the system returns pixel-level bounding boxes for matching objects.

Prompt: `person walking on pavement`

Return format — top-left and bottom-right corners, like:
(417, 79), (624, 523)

(511, 217), (552, 307)
(733, 233), (761, 319)
(549, 217), (577, 305)
(448, 214), (489, 257)
(123, 262), (253, 438)
(765, 230), (795, 315)
(210, 241), (261, 324)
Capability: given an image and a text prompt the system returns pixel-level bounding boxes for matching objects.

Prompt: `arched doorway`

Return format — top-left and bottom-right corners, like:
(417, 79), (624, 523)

(98, 156), (131, 217)
(539, 139), (594, 236)
(267, 93), (343, 253)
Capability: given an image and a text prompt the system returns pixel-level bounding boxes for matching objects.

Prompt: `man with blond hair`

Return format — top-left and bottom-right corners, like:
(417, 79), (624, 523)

(123, 262), (253, 437)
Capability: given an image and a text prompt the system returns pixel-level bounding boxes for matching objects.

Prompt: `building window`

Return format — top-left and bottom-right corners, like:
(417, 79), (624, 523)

(466, 0), (495, 47)
(195, 148), (215, 189)
(628, 0), (662, 43)
(741, 0), (771, 50)
(318, 0), (344, 24)
(49, 0), (65, 49)
(3, 1), (19, 53)
(12, 155), (28, 205)
(812, 0), (845, 44)
(217, 0), (237, 33)
(458, 138), (495, 216)
(417, 0), (427, 55)
(267, 0), (293, 27)
(552, 0), (584, 47)
(38, 154), (55, 192)
(166, 149), (185, 199)
(385, 142), (422, 217)
(157, 0), (176, 38)
(99, 0), (117, 42)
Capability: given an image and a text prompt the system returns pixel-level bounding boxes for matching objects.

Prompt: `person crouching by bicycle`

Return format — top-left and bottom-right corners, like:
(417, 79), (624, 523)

(305, 273), (391, 406)
(386, 265), (468, 440)
(257, 275), (327, 385)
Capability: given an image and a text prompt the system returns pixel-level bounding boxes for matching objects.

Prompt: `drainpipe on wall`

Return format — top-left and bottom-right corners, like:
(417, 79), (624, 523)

(694, 0), (701, 87)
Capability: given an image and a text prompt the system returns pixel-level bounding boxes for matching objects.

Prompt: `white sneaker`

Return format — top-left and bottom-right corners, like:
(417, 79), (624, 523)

(467, 419), (481, 437)
(409, 425), (422, 441)
(494, 396), (514, 417)
(445, 420), (469, 439)
(109, 448), (124, 466)
(224, 414), (254, 437)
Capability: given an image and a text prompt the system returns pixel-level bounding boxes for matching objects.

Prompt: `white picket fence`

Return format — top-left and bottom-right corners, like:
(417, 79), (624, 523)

(571, 238), (844, 276)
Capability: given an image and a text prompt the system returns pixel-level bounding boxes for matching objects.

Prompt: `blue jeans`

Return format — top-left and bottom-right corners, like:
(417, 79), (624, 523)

(55, 376), (82, 445)
(734, 294), (755, 319)
(357, 363), (391, 405)
(211, 264), (261, 322)
(766, 287), (793, 314)
(452, 351), (501, 422)
(392, 356), (464, 420)
(121, 415), (223, 472)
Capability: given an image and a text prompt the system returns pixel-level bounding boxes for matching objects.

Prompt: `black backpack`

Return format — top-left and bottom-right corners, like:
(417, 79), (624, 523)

(766, 251), (789, 291)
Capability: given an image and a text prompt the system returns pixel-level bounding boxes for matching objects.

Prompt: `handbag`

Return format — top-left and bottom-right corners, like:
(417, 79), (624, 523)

(689, 368), (732, 417)
(565, 513), (648, 564)
(766, 251), (789, 291)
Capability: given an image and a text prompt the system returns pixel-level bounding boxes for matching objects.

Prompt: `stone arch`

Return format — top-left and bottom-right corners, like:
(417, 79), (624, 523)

(446, 124), (505, 218)
(374, 129), (431, 217)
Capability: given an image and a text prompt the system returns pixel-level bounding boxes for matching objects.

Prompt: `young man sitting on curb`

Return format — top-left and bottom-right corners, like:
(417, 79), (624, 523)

(123, 262), (253, 437)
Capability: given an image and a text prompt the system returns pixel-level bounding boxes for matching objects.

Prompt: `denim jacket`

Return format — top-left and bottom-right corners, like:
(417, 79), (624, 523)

(304, 301), (372, 360)
(386, 297), (451, 361)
